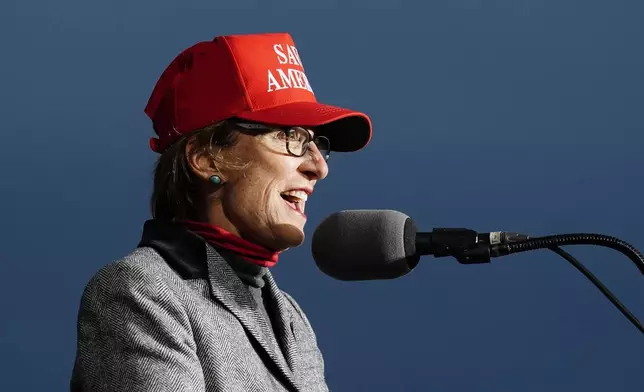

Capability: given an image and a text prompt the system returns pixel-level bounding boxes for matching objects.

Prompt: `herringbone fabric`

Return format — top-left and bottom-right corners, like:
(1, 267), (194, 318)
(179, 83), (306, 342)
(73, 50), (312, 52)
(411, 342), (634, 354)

(70, 244), (328, 392)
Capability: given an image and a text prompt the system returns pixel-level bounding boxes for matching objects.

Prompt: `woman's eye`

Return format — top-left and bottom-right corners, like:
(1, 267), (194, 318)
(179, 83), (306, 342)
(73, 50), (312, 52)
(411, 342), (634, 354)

(272, 131), (288, 141)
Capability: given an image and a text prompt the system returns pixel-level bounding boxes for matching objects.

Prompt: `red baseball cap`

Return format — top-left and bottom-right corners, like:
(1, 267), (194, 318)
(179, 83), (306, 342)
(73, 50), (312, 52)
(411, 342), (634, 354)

(144, 32), (372, 154)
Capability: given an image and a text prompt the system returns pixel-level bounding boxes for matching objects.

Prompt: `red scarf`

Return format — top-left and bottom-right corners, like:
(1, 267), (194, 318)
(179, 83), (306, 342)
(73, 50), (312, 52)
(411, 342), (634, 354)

(181, 220), (279, 267)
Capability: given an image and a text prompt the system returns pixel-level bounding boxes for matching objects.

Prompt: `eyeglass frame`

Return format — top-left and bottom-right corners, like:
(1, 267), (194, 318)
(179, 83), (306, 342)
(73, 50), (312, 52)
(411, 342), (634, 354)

(234, 122), (331, 161)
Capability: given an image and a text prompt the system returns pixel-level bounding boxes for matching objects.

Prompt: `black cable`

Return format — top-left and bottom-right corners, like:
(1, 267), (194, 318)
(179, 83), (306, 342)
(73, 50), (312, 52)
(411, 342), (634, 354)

(492, 233), (644, 275)
(548, 246), (644, 335)
(437, 230), (644, 334)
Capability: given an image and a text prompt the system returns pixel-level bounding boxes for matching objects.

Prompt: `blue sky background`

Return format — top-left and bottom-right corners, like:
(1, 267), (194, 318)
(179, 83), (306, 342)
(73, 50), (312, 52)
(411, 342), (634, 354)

(2, 0), (643, 391)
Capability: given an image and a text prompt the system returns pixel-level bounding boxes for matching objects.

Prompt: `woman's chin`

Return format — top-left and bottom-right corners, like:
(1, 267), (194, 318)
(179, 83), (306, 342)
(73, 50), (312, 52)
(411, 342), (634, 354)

(269, 223), (306, 251)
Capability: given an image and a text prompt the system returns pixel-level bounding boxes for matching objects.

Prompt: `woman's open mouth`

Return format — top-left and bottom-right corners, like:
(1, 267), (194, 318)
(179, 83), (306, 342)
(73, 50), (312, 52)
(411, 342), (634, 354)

(280, 190), (308, 217)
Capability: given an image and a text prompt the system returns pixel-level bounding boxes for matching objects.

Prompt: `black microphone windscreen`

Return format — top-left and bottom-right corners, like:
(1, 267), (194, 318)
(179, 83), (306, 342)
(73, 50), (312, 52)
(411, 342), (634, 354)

(311, 210), (420, 281)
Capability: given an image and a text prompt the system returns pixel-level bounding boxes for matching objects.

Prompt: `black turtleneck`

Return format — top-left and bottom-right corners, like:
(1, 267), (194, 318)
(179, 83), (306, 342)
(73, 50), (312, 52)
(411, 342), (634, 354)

(217, 248), (274, 331)
(218, 248), (269, 288)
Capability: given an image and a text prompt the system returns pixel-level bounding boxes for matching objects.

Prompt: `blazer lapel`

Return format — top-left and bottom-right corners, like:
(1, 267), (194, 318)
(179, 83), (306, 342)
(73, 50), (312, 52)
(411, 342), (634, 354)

(204, 245), (300, 391)
(263, 272), (301, 372)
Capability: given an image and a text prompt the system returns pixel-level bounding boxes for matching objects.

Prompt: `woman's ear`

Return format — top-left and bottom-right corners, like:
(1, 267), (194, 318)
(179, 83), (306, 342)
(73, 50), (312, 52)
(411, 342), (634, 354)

(185, 136), (224, 182)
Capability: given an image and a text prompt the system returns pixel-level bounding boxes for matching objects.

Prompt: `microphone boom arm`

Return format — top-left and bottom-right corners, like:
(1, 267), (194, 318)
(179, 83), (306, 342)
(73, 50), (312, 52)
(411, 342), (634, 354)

(420, 229), (644, 335)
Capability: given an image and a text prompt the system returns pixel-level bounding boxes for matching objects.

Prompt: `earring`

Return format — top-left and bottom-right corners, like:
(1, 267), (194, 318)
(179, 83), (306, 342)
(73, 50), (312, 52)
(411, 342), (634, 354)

(209, 175), (222, 185)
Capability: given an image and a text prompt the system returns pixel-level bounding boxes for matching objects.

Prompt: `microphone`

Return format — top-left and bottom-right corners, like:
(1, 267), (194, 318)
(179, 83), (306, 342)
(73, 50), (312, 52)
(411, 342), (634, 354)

(310, 209), (528, 281)
(311, 209), (644, 335)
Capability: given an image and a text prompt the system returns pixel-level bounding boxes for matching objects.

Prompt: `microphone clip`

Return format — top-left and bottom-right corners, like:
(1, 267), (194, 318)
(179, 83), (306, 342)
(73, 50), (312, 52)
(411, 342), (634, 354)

(419, 228), (492, 264)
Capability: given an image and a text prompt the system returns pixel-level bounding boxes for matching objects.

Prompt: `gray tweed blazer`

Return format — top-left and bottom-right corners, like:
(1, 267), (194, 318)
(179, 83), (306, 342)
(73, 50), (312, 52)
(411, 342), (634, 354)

(70, 220), (328, 392)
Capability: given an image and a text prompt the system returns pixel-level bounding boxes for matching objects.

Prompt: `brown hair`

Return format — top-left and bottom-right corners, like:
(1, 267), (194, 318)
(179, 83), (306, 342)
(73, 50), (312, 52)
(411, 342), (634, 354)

(150, 121), (247, 221)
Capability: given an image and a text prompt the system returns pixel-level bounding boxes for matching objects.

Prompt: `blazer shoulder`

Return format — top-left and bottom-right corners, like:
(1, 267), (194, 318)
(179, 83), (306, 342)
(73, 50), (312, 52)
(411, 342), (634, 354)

(71, 248), (204, 391)
(81, 247), (178, 297)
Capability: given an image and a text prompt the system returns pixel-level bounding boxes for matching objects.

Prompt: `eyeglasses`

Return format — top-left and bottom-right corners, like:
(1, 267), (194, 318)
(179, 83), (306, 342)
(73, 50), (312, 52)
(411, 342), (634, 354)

(236, 122), (331, 161)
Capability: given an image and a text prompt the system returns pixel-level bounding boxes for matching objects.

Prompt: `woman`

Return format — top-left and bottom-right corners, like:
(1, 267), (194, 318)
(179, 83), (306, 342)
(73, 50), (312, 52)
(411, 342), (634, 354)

(70, 32), (371, 392)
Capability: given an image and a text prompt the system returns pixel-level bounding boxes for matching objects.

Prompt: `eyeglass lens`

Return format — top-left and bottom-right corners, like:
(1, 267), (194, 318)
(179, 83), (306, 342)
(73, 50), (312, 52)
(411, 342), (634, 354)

(287, 128), (330, 161)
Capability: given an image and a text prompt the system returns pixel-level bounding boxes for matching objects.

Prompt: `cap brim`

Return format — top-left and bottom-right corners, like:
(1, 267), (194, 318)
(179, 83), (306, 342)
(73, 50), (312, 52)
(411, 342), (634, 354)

(234, 101), (372, 152)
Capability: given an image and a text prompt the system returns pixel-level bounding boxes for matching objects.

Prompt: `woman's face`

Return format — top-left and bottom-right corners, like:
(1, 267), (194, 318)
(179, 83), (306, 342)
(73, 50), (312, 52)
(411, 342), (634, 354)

(209, 128), (329, 251)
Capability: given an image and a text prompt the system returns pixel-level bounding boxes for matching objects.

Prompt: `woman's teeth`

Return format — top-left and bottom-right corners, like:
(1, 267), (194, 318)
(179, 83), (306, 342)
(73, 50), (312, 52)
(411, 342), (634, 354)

(281, 190), (308, 201)
(281, 190), (308, 214)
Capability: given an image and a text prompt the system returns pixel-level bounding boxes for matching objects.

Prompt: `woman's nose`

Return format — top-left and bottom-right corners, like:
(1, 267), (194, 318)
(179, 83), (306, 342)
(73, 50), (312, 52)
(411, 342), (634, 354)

(298, 143), (329, 180)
